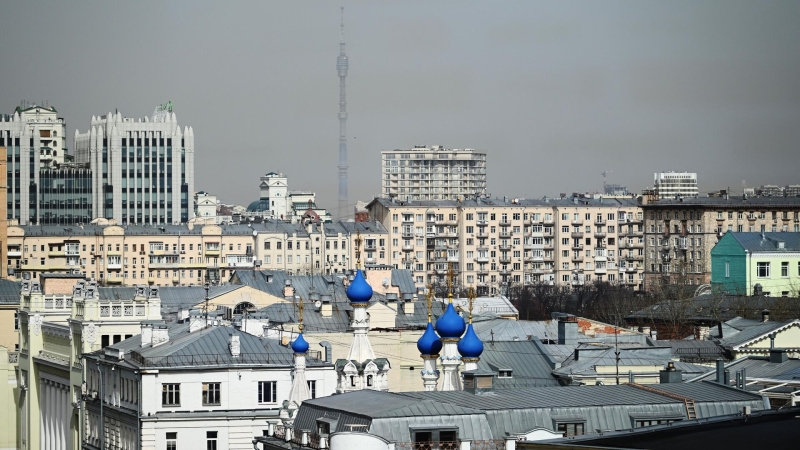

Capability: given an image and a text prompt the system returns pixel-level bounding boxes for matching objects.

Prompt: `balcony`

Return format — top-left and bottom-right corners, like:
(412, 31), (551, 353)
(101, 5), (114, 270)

(499, 232), (512, 239)
(571, 219), (584, 226)
(595, 267), (607, 274)
(499, 257), (512, 264)
(571, 243), (584, 251)
(204, 248), (220, 256)
(477, 268), (489, 275)
(409, 441), (461, 450)
(571, 232), (584, 238)
(499, 219), (511, 226)
(498, 244), (511, 251)
(499, 269), (512, 276)
(7, 248), (21, 258)
(106, 277), (123, 285)
(543, 218), (555, 226)
(402, 216), (415, 223)
(107, 262), (122, 270)
(48, 249), (66, 257)
(571, 255), (583, 262)
(438, 230), (458, 238)
(402, 231), (415, 239)
(525, 255), (544, 263)
(626, 266), (638, 273)
(476, 220), (488, 227)
(475, 256), (489, 263)
(595, 218), (606, 225)
(402, 244), (414, 252)
(594, 231), (606, 239)
(476, 232), (489, 238)
(435, 219), (458, 226)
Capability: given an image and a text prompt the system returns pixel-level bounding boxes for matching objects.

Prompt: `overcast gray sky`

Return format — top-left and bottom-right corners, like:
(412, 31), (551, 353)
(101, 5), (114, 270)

(2, 1), (798, 215)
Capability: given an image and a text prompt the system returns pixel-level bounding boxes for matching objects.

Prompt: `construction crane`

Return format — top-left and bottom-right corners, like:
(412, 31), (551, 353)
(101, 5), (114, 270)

(601, 170), (612, 193)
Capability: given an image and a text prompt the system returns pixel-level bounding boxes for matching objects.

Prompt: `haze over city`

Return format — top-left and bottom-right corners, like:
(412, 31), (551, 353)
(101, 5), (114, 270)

(1, 0), (798, 215)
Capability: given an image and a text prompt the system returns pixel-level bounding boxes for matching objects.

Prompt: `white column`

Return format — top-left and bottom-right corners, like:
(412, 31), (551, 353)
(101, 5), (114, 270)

(40, 380), (47, 450)
(421, 355), (439, 391)
(439, 339), (462, 391)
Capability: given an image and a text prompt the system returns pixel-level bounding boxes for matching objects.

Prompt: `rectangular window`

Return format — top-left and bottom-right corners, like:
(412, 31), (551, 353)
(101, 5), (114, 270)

(202, 382), (220, 405)
(206, 431), (218, 450)
(258, 381), (277, 403)
(557, 422), (585, 437)
(307, 380), (317, 399)
(162, 384), (180, 406)
(166, 432), (177, 450)
(781, 262), (789, 277)
(757, 262), (770, 278)
(725, 262), (730, 278)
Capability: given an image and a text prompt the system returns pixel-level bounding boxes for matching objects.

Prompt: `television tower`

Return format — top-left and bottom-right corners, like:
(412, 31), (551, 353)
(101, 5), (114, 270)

(337, 5), (349, 220)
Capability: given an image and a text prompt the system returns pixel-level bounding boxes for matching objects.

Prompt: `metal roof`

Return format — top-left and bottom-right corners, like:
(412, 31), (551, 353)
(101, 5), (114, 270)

(478, 340), (559, 388)
(718, 320), (799, 349)
(726, 232), (800, 253)
(646, 196), (800, 208)
(370, 196), (641, 210)
(691, 356), (800, 382)
(553, 345), (709, 379)
(0, 279), (22, 305)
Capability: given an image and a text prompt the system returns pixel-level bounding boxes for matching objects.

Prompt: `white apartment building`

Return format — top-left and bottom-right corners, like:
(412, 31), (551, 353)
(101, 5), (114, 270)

(653, 172), (698, 198)
(367, 196), (645, 294)
(82, 321), (336, 450)
(194, 191), (219, 222)
(1, 104), (73, 224)
(381, 145), (487, 201)
(74, 109), (195, 224)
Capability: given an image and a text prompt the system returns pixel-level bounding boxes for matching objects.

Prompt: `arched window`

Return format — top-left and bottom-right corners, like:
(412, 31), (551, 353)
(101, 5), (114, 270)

(367, 375), (373, 387)
(233, 301), (255, 315)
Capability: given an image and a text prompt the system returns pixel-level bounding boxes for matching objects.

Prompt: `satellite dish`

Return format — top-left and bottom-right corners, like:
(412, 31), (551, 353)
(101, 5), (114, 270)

(314, 300), (322, 309)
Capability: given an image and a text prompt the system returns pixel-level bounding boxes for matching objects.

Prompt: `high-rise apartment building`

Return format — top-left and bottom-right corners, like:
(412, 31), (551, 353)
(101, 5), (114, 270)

(642, 196), (800, 289)
(368, 196), (644, 295)
(0, 105), (91, 226)
(653, 172), (698, 198)
(381, 145), (487, 201)
(74, 108), (195, 224)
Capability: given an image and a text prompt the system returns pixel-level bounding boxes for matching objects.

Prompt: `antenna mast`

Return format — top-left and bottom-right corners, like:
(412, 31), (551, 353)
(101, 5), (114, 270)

(337, 3), (350, 220)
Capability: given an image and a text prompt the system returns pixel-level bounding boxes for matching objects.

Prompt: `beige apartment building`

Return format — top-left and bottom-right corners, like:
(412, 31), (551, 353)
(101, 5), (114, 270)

(642, 196), (800, 289)
(6, 220), (388, 286)
(368, 196), (644, 294)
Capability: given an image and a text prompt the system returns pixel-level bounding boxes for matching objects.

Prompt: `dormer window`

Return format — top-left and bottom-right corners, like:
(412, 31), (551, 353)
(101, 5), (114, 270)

(498, 370), (513, 378)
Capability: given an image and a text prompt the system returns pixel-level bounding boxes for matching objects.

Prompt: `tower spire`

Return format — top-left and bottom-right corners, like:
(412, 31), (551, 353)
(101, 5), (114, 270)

(337, 3), (349, 220)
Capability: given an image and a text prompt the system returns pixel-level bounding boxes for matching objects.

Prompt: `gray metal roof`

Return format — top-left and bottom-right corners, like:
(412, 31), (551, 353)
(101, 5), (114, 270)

(478, 340), (559, 388)
(652, 339), (726, 360)
(691, 356), (800, 382)
(726, 232), (800, 253)
(0, 279), (22, 305)
(718, 320), (798, 349)
(553, 345), (708, 379)
(645, 196), (800, 208)
(107, 323), (327, 369)
(370, 196), (641, 210)
(158, 284), (243, 312)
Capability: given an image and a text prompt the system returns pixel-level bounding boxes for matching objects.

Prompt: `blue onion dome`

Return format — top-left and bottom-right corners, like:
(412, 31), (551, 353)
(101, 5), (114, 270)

(435, 303), (466, 339)
(346, 269), (373, 304)
(457, 323), (484, 359)
(417, 322), (443, 355)
(291, 332), (309, 353)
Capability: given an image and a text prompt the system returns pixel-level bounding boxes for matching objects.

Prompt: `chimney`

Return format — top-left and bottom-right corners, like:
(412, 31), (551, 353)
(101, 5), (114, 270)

(770, 348), (788, 364)
(716, 359), (726, 384)
(650, 330), (657, 340)
(283, 279), (294, 299)
(141, 321), (169, 348)
(229, 334), (241, 357)
(463, 370), (494, 395)
(402, 293), (415, 315)
(769, 332), (776, 349)
(761, 309), (770, 323)
(659, 362), (682, 384)
(557, 316), (578, 346)
(640, 326), (651, 336)
(320, 294), (332, 317)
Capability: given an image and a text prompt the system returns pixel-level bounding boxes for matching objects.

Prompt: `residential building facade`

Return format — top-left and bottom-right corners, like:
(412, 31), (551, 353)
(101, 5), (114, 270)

(653, 172), (698, 198)
(381, 145), (487, 201)
(246, 172), (331, 223)
(74, 109), (195, 225)
(6, 221), (388, 286)
(367, 196), (645, 294)
(642, 196), (800, 289)
(711, 232), (800, 296)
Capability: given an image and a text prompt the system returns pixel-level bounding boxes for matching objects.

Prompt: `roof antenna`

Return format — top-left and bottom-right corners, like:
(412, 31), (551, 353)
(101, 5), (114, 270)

(204, 282), (210, 329)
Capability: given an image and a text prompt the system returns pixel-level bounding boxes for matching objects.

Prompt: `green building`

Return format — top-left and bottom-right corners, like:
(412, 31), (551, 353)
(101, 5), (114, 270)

(711, 232), (800, 296)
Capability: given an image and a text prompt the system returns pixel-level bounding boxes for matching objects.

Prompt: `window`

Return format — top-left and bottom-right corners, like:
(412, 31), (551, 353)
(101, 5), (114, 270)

(202, 382), (220, 405)
(166, 432), (177, 450)
(757, 262), (770, 278)
(498, 370), (513, 378)
(162, 384), (180, 406)
(307, 380), (317, 399)
(258, 381), (277, 403)
(781, 262), (789, 277)
(725, 262), (730, 278)
(556, 422), (585, 437)
(635, 419), (679, 428)
(206, 431), (218, 450)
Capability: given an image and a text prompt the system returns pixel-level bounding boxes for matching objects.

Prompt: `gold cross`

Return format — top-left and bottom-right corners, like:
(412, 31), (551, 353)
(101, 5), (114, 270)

(446, 261), (455, 304)
(468, 286), (476, 324)
(425, 284), (434, 323)
(355, 231), (362, 269)
(298, 296), (305, 332)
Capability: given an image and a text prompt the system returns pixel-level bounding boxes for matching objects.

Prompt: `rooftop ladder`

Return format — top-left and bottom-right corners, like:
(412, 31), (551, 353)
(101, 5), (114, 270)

(626, 382), (697, 420)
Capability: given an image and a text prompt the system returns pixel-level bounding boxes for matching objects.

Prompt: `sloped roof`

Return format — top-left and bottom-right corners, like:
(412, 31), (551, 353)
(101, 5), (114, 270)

(0, 279), (22, 305)
(299, 389), (481, 419)
(653, 339), (726, 360)
(691, 356), (800, 382)
(478, 340), (559, 388)
(727, 232), (800, 253)
(554, 345), (708, 379)
(719, 320), (799, 349)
